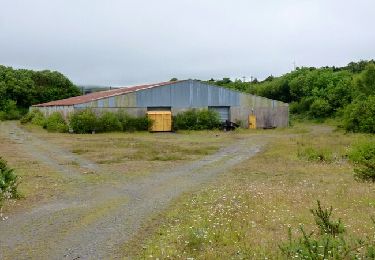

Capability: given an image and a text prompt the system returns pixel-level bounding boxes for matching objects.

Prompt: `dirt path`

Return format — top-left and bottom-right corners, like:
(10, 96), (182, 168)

(0, 121), (265, 259)
(0, 122), (98, 179)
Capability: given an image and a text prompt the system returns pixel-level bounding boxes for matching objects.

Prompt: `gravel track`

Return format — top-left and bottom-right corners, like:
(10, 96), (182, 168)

(0, 121), (264, 259)
(0, 122), (98, 179)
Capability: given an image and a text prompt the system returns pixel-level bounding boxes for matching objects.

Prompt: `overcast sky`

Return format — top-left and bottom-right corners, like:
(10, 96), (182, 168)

(1, 0), (374, 86)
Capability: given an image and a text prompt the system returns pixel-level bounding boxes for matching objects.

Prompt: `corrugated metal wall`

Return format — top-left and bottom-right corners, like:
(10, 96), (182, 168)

(73, 80), (286, 110)
(135, 80), (240, 108)
(33, 80), (289, 128)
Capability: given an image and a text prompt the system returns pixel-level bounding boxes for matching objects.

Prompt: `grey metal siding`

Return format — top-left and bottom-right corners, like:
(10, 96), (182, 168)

(209, 106), (230, 122)
(136, 80), (240, 108)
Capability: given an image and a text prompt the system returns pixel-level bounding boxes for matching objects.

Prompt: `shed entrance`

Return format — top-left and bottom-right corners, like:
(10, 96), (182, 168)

(209, 106), (230, 122)
(147, 107), (171, 111)
(147, 111), (172, 132)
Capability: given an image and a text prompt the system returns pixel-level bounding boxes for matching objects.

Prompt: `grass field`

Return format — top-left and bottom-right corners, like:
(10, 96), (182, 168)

(0, 123), (246, 213)
(125, 124), (375, 259)
(1, 121), (374, 259)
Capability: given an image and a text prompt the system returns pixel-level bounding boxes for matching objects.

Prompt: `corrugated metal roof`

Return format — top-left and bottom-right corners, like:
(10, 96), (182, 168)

(33, 80), (186, 107)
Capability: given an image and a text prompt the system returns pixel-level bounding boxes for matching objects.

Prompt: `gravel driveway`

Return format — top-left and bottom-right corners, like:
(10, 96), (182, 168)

(0, 122), (264, 259)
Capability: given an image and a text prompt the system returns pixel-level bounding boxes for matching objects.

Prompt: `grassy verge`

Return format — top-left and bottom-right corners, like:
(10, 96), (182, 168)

(127, 124), (375, 259)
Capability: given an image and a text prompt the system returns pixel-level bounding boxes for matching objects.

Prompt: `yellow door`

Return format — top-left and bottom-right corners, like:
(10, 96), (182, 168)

(163, 113), (172, 131)
(147, 111), (172, 132)
(249, 115), (256, 129)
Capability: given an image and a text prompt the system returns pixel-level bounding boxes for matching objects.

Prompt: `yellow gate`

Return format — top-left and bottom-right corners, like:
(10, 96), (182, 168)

(147, 111), (172, 132)
(248, 115), (256, 129)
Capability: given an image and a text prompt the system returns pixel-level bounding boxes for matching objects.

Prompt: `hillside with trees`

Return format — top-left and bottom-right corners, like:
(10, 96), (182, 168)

(207, 60), (375, 133)
(0, 65), (81, 120)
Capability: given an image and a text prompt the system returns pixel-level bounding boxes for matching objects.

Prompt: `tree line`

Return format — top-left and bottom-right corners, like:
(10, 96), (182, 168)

(1, 61), (374, 133)
(206, 60), (375, 133)
(0, 65), (81, 120)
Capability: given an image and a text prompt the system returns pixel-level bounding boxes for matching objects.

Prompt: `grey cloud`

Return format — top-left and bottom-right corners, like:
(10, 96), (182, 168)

(0, 0), (374, 86)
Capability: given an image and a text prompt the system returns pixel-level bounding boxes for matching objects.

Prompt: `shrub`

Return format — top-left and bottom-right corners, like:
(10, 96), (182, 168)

(343, 96), (375, 133)
(173, 109), (220, 130)
(309, 98), (332, 118)
(0, 100), (21, 120)
(97, 112), (122, 132)
(349, 141), (375, 181)
(129, 116), (152, 131)
(0, 157), (19, 208)
(279, 201), (375, 259)
(45, 112), (69, 133)
(117, 111), (152, 131)
(196, 110), (221, 130)
(20, 111), (36, 124)
(69, 109), (98, 134)
(30, 110), (47, 127)
(173, 110), (199, 130)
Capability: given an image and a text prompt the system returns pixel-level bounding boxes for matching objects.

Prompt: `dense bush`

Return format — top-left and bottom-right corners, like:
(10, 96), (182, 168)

(45, 112), (69, 133)
(69, 109), (98, 134)
(128, 116), (152, 131)
(309, 98), (332, 118)
(343, 96), (375, 133)
(97, 112), (122, 132)
(0, 100), (21, 120)
(20, 109), (46, 128)
(0, 157), (19, 208)
(117, 111), (152, 131)
(196, 110), (221, 130)
(279, 201), (375, 259)
(173, 110), (198, 130)
(349, 141), (375, 181)
(173, 109), (220, 130)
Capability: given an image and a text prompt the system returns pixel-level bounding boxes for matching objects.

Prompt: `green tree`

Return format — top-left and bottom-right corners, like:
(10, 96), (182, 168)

(355, 63), (375, 96)
(343, 96), (375, 133)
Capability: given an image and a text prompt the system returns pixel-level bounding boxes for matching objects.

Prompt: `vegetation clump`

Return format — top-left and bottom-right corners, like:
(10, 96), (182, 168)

(173, 109), (221, 130)
(45, 112), (69, 133)
(349, 141), (375, 181)
(0, 100), (21, 120)
(0, 157), (20, 209)
(117, 111), (152, 131)
(97, 112), (123, 132)
(343, 95), (375, 133)
(20, 109), (46, 127)
(69, 109), (98, 134)
(279, 201), (375, 259)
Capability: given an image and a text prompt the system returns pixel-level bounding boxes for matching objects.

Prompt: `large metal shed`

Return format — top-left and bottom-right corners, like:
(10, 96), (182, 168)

(32, 79), (289, 128)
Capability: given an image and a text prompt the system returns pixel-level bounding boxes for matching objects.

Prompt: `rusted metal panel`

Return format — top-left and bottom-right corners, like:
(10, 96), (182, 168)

(32, 80), (186, 107)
